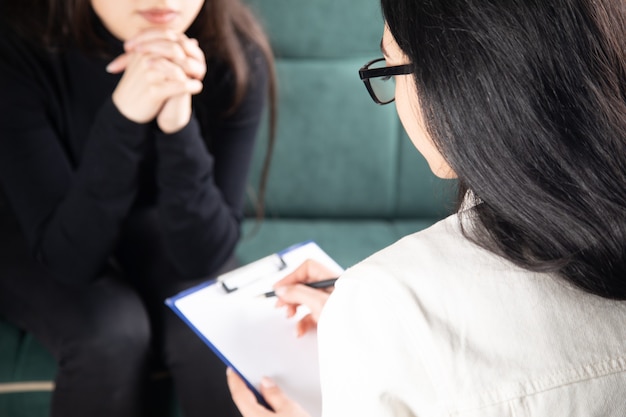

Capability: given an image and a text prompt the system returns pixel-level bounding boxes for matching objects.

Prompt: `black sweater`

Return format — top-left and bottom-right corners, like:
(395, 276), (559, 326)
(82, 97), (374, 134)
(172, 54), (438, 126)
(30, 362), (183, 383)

(0, 18), (268, 285)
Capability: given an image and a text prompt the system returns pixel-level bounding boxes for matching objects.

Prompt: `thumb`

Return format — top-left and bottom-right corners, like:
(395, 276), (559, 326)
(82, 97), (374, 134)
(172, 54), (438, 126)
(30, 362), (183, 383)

(259, 377), (290, 411)
(106, 53), (131, 74)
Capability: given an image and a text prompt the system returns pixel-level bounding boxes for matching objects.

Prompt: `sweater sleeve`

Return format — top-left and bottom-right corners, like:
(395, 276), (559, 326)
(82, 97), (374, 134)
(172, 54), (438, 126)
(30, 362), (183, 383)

(0, 34), (148, 285)
(153, 46), (269, 278)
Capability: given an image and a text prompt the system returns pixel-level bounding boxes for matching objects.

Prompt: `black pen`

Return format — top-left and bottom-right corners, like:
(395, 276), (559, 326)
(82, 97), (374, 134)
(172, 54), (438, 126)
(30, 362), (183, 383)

(256, 278), (339, 298)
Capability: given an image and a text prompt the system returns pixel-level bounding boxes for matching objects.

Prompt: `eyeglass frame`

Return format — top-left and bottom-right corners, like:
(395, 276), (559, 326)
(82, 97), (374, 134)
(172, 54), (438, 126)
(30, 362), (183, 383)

(358, 57), (413, 105)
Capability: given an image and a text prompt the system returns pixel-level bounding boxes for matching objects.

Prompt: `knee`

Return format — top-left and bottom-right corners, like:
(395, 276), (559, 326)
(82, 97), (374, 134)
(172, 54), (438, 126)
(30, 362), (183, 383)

(160, 310), (207, 365)
(61, 293), (152, 366)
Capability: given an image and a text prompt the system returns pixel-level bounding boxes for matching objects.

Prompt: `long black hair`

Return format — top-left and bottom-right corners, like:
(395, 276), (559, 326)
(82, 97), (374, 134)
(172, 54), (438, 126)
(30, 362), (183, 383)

(381, 0), (626, 299)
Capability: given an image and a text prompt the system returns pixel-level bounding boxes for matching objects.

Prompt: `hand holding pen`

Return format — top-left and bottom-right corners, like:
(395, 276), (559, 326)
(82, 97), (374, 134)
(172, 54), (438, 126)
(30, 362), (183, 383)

(257, 278), (338, 298)
(227, 258), (339, 416)
(271, 259), (339, 337)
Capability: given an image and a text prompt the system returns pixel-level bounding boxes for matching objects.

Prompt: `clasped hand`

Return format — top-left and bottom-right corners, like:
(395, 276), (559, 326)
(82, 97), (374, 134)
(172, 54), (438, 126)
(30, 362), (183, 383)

(107, 29), (206, 133)
(227, 259), (338, 417)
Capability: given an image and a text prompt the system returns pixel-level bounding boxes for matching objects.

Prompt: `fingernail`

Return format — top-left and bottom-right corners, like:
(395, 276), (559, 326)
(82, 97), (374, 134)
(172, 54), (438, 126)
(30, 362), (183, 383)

(105, 63), (114, 73)
(226, 367), (233, 376)
(274, 286), (286, 296)
(261, 377), (275, 388)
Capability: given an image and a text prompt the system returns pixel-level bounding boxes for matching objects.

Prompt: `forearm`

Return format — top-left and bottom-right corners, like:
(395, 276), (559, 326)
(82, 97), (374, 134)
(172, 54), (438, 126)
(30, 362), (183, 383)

(32, 100), (148, 284)
(153, 42), (267, 279)
(155, 117), (242, 279)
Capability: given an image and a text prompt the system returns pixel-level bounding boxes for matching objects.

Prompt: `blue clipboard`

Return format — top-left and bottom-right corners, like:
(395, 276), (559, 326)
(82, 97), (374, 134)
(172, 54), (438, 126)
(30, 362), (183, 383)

(165, 241), (343, 417)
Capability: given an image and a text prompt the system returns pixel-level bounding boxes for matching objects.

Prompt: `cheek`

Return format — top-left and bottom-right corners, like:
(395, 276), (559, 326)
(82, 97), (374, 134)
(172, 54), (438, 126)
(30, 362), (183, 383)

(91, 1), (134, 40)
(181, 0), (205, 29)
(395, 78), (429, 154)
(394, 77), (456, 178)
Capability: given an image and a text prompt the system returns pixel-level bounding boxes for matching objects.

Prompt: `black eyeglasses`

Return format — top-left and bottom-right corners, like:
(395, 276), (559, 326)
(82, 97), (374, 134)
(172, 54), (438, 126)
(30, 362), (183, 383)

(359, 58), (413, 105)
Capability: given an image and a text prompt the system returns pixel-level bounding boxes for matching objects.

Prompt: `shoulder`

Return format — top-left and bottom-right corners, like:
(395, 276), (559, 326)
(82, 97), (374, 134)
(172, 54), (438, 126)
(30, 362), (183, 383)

(0, 17), (55, 83)
(341, 213), (505, 289)
(0, 19), (60, 129)
(242, 37), (270, 80)
(335, 211), (565, 303)
(197, 36), (268, 110)
(203, 35), (269, 84)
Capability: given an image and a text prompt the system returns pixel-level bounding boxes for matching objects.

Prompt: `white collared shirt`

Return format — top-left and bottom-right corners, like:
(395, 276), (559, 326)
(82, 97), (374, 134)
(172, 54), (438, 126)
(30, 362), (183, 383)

(318, 213), (626, 417)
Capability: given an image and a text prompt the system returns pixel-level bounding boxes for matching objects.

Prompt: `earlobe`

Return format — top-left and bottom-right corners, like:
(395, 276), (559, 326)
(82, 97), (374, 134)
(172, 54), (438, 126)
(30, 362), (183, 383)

(437, 166), (458, 179)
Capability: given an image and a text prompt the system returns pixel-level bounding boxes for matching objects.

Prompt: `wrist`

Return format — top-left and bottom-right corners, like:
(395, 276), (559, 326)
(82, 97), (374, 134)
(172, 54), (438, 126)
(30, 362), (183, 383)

(157, 94), (192, 134)
(112, 90), (155, 124)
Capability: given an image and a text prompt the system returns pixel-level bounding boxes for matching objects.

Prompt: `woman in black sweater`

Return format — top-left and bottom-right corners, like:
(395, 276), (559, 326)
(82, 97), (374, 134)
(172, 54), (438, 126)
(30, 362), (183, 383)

(0, 0), (275, 416)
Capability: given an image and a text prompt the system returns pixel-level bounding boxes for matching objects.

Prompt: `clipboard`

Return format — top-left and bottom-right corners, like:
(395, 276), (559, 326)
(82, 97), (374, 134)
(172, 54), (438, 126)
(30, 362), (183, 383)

(165, 241), (344, 417)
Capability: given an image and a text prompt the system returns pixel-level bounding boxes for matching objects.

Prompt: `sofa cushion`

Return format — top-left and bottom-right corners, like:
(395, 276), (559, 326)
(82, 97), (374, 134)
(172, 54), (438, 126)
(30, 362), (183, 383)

(242, 0), (456, 221)
(0, 321), (54, 417)
(246, 0), (383, 59)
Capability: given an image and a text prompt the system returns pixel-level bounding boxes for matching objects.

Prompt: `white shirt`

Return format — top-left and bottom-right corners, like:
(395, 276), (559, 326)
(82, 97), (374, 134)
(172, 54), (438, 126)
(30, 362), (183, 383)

(318, 213), (626, 417)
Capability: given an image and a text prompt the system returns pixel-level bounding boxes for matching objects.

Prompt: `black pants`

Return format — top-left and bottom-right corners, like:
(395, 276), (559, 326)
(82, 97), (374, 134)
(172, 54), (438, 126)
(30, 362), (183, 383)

(0, 209), (241, 417)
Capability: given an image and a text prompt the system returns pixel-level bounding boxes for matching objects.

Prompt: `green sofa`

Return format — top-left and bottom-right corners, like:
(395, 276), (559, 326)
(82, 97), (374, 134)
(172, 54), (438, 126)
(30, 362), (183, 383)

(0, 1), (455, 416)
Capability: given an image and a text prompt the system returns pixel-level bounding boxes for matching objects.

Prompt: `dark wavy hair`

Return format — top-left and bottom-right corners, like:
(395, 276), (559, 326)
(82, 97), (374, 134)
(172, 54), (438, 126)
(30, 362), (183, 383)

(381, 0), (626, 299)
(3, 0), (277, 218)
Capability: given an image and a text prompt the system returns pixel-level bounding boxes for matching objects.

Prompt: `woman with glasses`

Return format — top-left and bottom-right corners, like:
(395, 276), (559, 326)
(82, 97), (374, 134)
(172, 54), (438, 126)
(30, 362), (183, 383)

(0, 0), (275, 416)
(227, 0), (626, 416)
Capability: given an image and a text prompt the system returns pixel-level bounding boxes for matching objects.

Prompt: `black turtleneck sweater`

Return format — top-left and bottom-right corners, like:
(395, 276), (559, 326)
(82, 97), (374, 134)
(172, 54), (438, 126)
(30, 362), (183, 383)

(0, 18), (268, 285)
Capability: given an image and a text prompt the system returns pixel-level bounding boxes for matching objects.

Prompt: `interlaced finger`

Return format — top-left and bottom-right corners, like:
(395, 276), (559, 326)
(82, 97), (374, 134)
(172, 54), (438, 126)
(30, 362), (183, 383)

(124, 28), (181, 50)
(146, 56), (188, 82)
(124, 30), (206, 79)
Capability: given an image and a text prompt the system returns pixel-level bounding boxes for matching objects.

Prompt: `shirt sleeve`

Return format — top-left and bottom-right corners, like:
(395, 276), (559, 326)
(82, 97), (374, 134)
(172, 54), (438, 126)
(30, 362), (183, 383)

(0, 44), (149, 286)
(153, 44), (269, 279)
(317, 269), (441, 417)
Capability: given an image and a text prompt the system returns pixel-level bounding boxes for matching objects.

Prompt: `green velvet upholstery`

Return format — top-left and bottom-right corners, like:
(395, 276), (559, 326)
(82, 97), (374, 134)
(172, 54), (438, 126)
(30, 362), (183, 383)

(0, 322), (54, 417)
(0, 1), (455, 415)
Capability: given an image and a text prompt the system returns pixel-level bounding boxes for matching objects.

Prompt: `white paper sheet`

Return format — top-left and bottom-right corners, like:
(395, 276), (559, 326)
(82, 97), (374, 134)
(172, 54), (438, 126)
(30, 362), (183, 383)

(166, 241), (344, 417)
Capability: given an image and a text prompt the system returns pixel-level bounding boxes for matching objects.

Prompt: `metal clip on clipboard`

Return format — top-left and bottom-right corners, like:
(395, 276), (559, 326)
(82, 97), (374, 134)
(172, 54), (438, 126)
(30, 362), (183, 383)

(218, 254), (287, 293)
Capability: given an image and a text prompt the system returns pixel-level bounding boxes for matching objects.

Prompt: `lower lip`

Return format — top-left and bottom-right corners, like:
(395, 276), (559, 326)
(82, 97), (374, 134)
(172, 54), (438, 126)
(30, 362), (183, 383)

(139, 11), (178, 24)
